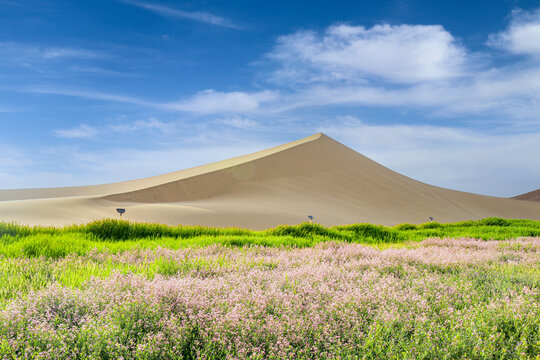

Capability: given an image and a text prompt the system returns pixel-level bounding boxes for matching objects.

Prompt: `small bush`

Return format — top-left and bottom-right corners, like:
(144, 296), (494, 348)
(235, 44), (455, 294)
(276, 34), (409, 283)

(269, 223), (348, 240)
(335, 223), (403, 243)
(85, 219), (173, 240)
(420, 222), (442, 229)
(394, 223), (418, 231)
(479, 217), (511, 227)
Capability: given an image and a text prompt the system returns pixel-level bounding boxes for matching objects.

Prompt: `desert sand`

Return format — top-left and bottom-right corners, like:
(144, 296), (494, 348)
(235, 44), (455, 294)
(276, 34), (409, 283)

(0, 133), (539, 229)
(513, 189), (540, 202)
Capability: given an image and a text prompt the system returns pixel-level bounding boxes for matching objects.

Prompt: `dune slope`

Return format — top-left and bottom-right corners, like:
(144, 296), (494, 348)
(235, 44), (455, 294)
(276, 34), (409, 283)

(513, 189), (540, 202)
(0, 133), (539, 228)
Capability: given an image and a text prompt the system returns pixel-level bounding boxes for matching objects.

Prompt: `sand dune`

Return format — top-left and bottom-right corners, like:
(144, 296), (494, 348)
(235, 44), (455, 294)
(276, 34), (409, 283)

(513, 189), (540, 202)
(0, 133), (539, 228)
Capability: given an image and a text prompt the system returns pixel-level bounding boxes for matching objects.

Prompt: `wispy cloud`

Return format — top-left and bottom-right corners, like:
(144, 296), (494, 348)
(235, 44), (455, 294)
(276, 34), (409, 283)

(0, 42), (103, 61)
(67, 66), (137, 78)
(25, 87), (277, 115)
(108, 118), (174, 133)
(216, 116), (259, 129)
(40, 48), (103, 59)
(54, 124), (98, 139)
(119, 0), (242, 29)
(165, 89), (278, 114)
(28, 87), (156, 107)
(54, 118), (176, 141)
(271, 66), (540, 119)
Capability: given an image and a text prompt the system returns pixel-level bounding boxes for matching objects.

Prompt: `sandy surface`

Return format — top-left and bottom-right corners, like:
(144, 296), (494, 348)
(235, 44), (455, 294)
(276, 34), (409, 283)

(1, 133), (539, 229)
(513, 189), (540, 202)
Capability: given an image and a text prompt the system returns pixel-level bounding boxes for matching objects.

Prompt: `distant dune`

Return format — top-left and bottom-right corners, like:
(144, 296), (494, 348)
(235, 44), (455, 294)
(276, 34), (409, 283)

(513, 189), (540, 202)
(1, 133), (539, 229)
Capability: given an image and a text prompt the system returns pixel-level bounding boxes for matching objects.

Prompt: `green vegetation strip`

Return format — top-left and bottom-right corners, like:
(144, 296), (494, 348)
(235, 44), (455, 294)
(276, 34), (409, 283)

(0, 217), (539, 259)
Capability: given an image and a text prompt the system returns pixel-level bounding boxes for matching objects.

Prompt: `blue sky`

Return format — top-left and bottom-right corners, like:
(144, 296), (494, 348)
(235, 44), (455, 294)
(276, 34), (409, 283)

(1, 0), (540, 196)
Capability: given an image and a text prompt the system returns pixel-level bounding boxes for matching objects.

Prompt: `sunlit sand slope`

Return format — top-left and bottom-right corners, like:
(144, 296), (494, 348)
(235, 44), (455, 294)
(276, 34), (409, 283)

(1, 133), (539, 228)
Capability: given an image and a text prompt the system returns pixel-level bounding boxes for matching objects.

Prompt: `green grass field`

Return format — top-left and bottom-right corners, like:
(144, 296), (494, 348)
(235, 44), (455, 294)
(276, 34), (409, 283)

(1, 218), (539, 359)
(1, 217), (539, 258)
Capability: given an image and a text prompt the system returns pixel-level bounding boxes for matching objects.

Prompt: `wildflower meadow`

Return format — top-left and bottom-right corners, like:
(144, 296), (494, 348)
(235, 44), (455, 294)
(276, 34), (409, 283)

(0, 219), (539, 359)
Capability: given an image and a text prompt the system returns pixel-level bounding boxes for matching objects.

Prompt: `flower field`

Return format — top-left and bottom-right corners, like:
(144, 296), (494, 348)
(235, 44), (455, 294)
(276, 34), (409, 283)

(0, 219), (539, 359)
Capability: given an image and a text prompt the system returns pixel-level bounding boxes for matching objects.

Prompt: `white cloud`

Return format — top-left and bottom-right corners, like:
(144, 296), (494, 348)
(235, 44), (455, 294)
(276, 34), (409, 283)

(25, 87), (279, 115)
(276, 66), (540, 119)
(270, 23), (467, 84)
(28, 87), (155, 107)
(262, 18), (540, 121)
(54, 124), (98, 139)
(216, 116), (259, 129)
(41, 48), (102, 59)
(68, 66), (135, 77)
(167, 89), (278, 114)
(119, 0), (241, 29)
(108, 118), (174, 133)
(0, 42), (103, 61)
(488, 9), (540, 56)
(53, 118), (175, 140)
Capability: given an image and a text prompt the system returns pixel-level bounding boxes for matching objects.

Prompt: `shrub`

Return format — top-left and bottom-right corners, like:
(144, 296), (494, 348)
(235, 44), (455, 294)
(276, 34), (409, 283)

(479, 217), (511, 227)
(394, 223), (418, 231)
(335, 223), (403, 243)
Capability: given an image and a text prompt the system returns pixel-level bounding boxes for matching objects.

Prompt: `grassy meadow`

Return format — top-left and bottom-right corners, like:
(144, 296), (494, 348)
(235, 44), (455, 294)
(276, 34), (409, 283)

(0, 218), (539, 359)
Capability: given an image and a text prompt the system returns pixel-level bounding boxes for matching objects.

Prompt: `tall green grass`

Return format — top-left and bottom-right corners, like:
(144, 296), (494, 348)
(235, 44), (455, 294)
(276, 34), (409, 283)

(0, 217), (538, 260)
